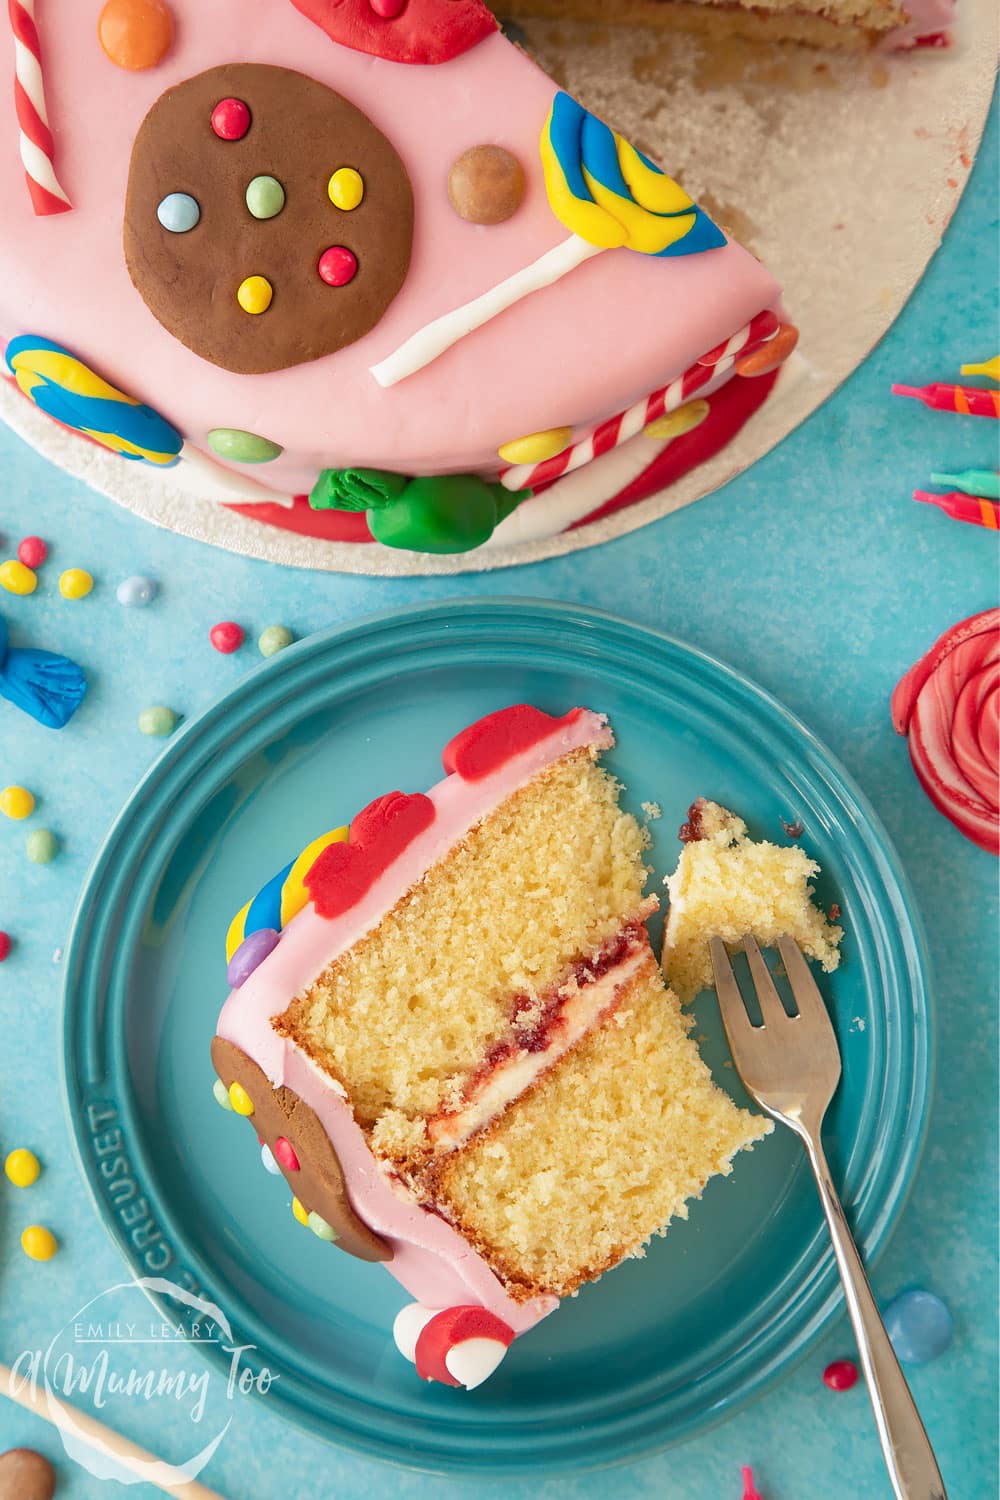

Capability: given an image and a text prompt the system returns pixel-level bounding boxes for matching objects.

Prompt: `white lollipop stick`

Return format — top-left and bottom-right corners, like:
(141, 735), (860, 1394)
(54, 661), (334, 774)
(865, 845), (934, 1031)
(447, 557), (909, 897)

(0, 1362), (226, 1499)
(370, 233), (602, 388)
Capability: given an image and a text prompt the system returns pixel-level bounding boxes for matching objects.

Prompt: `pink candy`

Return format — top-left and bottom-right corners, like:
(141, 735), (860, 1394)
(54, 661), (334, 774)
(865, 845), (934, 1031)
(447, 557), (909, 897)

(211, 97), (251, 141)
(823, 1358), (859, 1391)
(318, 246), (358, 287)
(274, 1136), (300, 1172)
(17, 536), (47, 568)
(210, 621), (245, 654)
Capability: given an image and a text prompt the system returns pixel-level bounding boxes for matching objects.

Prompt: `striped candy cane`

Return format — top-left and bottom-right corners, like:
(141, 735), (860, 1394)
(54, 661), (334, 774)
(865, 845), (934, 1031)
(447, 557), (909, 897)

(499, 310), (780, 494)
(9, 0), (71, 215)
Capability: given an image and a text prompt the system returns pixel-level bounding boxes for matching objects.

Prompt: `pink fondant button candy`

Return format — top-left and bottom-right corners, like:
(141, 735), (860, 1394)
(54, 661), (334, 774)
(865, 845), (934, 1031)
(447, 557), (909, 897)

(318, 246), (358, 287)
(212, 97), (251, 141)
(369, 0), (407, 16)
(274, 1137), (300, 1171)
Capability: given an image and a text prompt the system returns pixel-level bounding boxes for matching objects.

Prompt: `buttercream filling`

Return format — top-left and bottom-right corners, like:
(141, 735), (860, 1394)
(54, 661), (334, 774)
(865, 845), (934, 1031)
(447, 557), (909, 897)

(428, 914), (657, 1151)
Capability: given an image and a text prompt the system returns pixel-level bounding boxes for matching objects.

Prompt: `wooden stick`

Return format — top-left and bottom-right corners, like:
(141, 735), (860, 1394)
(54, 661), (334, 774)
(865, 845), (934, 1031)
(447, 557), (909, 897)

(0, 1363), (227, 1499)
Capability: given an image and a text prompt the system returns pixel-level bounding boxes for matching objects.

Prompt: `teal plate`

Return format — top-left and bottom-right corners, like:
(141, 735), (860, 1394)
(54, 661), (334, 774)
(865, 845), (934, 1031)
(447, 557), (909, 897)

(62, 599), (932, 1477)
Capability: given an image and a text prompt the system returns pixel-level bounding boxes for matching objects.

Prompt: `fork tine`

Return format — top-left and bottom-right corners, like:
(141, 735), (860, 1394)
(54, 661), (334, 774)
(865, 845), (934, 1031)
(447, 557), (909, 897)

(742, 935), (788, 1028)
(777, 935), (836, 1036)
(710, 937), (757, 1054)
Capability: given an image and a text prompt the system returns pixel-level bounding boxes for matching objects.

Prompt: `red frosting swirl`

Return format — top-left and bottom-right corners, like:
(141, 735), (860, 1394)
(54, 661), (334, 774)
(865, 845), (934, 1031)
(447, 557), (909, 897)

(891, 608), (999, 855)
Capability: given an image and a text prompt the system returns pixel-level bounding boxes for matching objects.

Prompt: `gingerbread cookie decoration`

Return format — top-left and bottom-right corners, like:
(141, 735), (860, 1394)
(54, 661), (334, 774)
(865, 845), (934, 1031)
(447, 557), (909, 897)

(211, 1036), (392, 1263)
(124, 64), (413, 374)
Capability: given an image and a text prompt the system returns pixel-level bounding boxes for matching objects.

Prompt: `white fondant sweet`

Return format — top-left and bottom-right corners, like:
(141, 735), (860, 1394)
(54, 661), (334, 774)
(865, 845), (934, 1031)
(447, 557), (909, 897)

(393, 1303), (438, 1364)
(444, 1337), (510, 1391)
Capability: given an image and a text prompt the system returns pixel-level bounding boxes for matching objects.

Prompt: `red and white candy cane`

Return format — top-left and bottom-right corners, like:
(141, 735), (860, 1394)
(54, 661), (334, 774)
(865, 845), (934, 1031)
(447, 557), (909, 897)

(9, 0), (71, 215)
(499, 309), (781, 494)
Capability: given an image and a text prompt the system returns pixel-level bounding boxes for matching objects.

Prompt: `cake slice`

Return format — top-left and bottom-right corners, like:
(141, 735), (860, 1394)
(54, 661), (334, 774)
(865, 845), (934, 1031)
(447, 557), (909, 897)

(212, 707), (769, 1386)
(662, 797), (844, 1001)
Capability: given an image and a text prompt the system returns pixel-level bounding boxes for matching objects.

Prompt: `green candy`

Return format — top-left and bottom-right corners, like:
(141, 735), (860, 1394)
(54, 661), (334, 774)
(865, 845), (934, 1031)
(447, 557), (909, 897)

(207, 428), (283, 464)
(258, 624), (294, 657)
(306, 1210), (338, 1242)
(26, 828), (58, 864)
(309, 467), (529, 553)
(138, 705), (177, 737)
(212, 1079), (233, 1111)
(245, 175), (285, 220)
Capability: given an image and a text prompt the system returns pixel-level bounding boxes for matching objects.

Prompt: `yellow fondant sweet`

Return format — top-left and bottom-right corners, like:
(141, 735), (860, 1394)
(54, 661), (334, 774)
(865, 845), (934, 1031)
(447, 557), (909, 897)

(229, 1082), (254, 1116)
(328, 167), (364, 211)
(645, 399), (710, 440)
(498, 427), (573, 466)
(292, 1196), (309, 1225)
(237, 276), (273, 315)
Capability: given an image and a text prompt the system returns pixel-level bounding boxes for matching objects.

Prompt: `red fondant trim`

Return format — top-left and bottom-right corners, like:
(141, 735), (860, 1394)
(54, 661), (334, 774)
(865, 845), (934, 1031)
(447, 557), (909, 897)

(441, 704), (583, 781)
(287, 0), (497, 64)
(570, 367), (780, 530)
(304, 790), (435, 919)
(226, 496), (375, 543)
(414, 1306), (515, 1385)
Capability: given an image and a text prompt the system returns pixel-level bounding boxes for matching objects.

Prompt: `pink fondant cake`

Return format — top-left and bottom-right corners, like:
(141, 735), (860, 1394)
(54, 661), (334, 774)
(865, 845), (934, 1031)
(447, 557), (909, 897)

(211, 705), (770, 1387)
(0, 0), (806, 556)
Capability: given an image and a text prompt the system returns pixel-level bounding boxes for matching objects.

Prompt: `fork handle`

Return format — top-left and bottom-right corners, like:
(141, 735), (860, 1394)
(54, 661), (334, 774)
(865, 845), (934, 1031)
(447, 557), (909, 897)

(802, 1132), (947, 1500)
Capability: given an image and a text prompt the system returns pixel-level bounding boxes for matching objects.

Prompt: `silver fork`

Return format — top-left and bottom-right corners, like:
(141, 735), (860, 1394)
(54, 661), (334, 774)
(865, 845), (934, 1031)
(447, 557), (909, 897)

(710, 933), (946, 1500)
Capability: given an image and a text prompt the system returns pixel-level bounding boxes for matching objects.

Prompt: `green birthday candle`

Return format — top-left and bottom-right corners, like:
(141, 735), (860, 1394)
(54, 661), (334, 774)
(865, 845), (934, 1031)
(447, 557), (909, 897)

(930, 469), (1000, 500)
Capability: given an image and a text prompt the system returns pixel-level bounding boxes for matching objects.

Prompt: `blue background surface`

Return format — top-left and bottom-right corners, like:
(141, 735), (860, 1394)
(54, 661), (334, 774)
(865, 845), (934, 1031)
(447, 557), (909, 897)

(1, 97), (996, 1500)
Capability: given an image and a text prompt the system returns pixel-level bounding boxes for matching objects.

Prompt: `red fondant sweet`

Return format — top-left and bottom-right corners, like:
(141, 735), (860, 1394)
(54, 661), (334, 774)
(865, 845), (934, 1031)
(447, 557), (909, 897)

(891, 608), (1000, 855)
(274, 1136), (300, 1171)
(305, 789), (435, 918)
(414, 1305), (515, 1385)
(442, 704), (583, 781)
(287, 0), (497, 65)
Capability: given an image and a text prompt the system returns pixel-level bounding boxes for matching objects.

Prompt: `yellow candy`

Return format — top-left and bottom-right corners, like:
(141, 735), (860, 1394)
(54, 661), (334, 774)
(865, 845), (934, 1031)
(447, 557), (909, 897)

(498, 427), (573, 465)
(59, 568), (93, 600)
(238, 276), (273, 315)
(0, 786), (35, 820)
(0, 559), (38, 595)
(292, 1196), (309, 1226)
(328, 167), (364, 211)
(5, 1148), (40, 1187)
(21, 1225), (57, 1261)
(229, 1082), (254, 1116)
(645, 399), (710, 441)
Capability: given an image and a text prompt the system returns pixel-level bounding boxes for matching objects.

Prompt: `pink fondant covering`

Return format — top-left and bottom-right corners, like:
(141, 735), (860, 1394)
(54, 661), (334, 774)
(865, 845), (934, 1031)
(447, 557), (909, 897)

(0, 5), (780, 499)
(216, 706), (613, 1324)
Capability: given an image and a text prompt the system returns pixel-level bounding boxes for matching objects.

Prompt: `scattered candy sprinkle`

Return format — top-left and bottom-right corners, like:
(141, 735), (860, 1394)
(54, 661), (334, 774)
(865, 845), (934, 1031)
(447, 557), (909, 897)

(261, 1143), (281, 1175)
(210, 621), (245, 654)
(117, 575), (157, 607)
(229, 1082), (254, 1116)
(0, 559), (37, 595)
(823, 1358), (858, 1391)
(21, 1225), (57, 1261)
(17, 537), (47, 568)
(26, 829), (58, 864)
(5, 1148), (40, 1187)
(1, 785), (35, 820)
(0, 932), (11, 962)
(884, 1290), (954, 1364)
(59, 568), (93, 600)
(138, 705), (177, 737)
(258, 624), (294, 657)
(212, 1078), (233, 1111)
(292, 1196), (309, 1226)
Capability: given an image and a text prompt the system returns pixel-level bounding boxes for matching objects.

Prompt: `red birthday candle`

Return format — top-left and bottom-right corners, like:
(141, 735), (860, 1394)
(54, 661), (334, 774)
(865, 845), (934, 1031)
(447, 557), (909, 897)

(892, 383), (1000, 418)
(913, 490), (1000, 529)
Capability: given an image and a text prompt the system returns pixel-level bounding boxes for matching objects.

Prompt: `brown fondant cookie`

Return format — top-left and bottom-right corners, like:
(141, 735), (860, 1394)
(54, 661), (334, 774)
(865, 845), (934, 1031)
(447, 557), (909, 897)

(124, 64), (413, 374)
(211, 1036), (392, 1263)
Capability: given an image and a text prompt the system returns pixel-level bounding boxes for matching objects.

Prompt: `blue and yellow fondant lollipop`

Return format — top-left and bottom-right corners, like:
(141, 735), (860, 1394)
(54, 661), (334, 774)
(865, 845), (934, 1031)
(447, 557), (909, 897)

(540, 92), (725, 258)
(5, 335), (182, 467)
(226, 826), (350, 965)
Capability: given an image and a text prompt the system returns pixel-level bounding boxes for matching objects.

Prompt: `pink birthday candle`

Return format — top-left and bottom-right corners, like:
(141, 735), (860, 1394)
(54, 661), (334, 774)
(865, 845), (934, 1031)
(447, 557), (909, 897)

(913, 490), (1000, 530)
(892, 383), (1000, 418)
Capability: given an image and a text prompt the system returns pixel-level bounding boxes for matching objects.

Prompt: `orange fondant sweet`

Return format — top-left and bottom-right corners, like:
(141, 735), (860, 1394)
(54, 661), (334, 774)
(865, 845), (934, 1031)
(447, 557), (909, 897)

(98, 0), (175, 71)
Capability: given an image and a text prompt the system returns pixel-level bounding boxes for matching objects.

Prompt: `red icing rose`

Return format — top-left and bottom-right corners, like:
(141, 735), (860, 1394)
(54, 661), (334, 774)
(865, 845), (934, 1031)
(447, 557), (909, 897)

(442, 704), (583, 781)
(891, 608), (999, 855)
(414, 1306), (514, 1385)
(288, 0), (497, 65)
(304, 789), (435, 918)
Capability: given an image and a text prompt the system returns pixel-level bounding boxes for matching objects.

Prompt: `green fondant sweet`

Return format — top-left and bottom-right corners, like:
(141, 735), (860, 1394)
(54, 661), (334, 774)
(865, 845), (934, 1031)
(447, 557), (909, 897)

(208, 428), (284, 463)
(308, 468), (529, 553)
